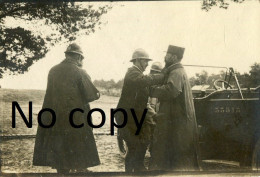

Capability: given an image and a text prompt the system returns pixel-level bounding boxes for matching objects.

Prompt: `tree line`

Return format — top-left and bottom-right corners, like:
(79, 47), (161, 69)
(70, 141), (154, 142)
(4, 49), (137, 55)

(93, 63), (260, 91)
(93, 79), (124, 90)
(189, 63), (260, 89)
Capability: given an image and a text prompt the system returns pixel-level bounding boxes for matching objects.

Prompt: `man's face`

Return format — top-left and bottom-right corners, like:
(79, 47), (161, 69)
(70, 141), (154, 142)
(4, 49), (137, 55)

(139, 59), (149, 70)
(164, 53), (178, 66)
(77, 54), (84, 67)
(164, 53), (173, 64)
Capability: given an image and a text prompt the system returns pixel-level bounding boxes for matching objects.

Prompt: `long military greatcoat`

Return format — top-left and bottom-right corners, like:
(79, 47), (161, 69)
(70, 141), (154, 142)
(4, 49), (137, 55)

(33, 58), (100, 170)
(150, 63), (200, 171)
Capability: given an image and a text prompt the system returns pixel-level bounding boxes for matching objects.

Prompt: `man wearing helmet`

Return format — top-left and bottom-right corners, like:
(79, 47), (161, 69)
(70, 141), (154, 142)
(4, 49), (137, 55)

(116, 49), (165, 172)
(33, 43), (100, 173)
(147, 61), (164, 121)
(150, 45), (200, 171)
(145, 62), (164, 165)
(146, 61), (164, 124)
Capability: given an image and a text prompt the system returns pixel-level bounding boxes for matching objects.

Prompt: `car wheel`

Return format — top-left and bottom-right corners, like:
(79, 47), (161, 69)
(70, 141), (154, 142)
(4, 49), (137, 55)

(252, 138), (260, 171)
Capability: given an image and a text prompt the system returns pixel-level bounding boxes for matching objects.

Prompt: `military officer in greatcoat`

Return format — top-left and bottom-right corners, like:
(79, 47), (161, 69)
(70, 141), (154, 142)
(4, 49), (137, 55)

(150, 45), (201, 171)
(33, 43), (100, 174)
(116, 49), (165, 172)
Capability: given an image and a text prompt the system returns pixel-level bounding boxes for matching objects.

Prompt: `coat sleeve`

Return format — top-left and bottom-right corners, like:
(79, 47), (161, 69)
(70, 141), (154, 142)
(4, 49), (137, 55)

(42, 69), (54, 108)
(78, 69), (100, 103)
(151, 70), (183, 101)
(127, 69), (164, 88)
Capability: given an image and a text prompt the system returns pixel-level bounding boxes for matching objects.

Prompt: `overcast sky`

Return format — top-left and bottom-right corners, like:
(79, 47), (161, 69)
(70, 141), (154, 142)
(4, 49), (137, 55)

(1, 1), (260, 90)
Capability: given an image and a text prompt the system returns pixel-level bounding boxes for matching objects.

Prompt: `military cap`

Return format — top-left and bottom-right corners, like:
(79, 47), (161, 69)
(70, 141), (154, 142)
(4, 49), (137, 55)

(166, 45), (185, 60)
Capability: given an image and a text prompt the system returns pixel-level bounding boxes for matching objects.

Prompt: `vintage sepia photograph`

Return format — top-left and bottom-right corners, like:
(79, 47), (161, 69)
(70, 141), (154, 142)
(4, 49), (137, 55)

(0, 0), (260, 176)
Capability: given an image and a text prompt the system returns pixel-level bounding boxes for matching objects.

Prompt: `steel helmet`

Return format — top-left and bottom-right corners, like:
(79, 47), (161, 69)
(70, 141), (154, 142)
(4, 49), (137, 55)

(65, 43), (84, 58)
(130, 48), (152, 62)
(151, 61), (163, 72)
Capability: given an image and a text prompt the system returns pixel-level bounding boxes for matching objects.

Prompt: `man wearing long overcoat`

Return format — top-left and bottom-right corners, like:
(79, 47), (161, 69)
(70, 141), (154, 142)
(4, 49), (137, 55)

(33, 43), (100, 173)
(116, 48), (164, 172)
(150, 45), (200, 171)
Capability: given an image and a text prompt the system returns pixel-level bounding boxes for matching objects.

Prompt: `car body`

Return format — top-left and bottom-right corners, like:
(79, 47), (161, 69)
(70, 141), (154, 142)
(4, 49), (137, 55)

(193, 67), (260, 170)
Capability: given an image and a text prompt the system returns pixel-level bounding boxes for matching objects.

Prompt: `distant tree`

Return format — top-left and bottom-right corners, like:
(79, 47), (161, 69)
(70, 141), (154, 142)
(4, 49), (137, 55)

(93, 79), (124, 90)
(115, 79), (124, 89)
(0, 2), (112, 78)
(248, 62), (260, 87)
(190, 70), (209, 86)
(190, 63), (260, 89)
(189, 70), (227, 88)
(201, 0), (246, 11)
(189, 71), (208, 88)
(93, 79), (101, 87)
(230, 63), (260, 88)
(189, 76), (197, 88)
(197, 70), (209, 85)
(93, 79), (107, 88)
(105, 79), (116, 90)
(235, 72), (251, 88)
(207, 72), (224, 87)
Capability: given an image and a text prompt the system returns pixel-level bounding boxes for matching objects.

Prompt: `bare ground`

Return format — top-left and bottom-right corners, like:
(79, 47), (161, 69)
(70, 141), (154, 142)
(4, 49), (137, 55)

(0, 89), (244, 174)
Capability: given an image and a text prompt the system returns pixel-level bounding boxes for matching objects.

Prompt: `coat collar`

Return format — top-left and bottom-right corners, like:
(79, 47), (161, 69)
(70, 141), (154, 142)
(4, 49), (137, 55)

(167, 62), (183, 72)
(62, 57), (81, 67)
(132, 65), (143, 73)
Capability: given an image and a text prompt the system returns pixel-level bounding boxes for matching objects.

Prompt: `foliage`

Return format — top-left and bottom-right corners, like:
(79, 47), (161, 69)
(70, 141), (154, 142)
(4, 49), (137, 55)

(189, 70), (225, 88)
(189, 63), (260, 88)
(249, 63), (260, 87)
(0, 2), (112, 78)
(93, 79), (124, 90)
(94, 62), (260, 91)
(93, 79), (123, 97)
(201, 0), (246, 11)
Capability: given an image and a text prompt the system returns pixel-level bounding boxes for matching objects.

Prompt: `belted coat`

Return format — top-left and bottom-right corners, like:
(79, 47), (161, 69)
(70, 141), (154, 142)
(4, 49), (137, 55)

(33, 58), (100, 169)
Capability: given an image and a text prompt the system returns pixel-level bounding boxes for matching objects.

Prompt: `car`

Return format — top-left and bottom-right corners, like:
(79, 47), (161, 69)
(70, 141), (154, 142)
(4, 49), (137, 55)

(117, 66), (260, 171)
(194, 67), (260, 170)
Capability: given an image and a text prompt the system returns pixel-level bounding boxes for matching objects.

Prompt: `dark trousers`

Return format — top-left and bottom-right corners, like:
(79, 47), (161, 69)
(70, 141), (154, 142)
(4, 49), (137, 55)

(123, 128), (148, 172)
